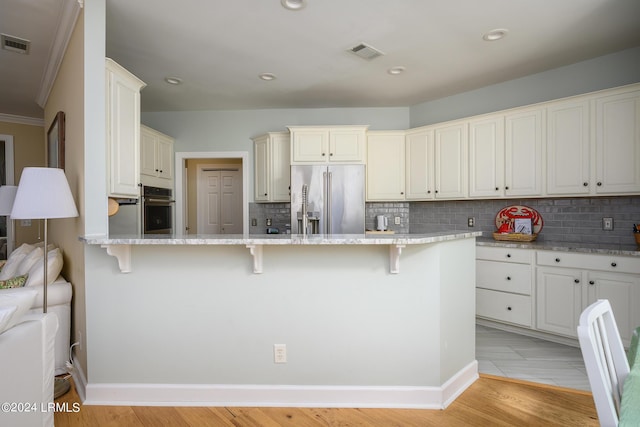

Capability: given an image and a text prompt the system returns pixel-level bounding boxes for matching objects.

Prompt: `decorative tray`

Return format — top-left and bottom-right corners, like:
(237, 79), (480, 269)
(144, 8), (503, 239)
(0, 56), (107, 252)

(492, 232), (538, 242)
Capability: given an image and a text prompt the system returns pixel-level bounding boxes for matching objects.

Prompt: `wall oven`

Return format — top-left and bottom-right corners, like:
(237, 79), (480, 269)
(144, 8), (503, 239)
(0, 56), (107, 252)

(142, 186), (174, 234)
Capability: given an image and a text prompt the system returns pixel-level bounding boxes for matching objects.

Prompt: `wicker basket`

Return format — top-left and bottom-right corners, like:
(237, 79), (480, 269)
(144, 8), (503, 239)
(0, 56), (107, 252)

(492, 232), (538, 242)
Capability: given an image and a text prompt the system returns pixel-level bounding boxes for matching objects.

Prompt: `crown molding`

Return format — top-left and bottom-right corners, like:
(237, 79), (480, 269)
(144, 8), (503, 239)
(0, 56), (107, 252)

(35, 0), (83, 108)
(0, 113), (45, 127)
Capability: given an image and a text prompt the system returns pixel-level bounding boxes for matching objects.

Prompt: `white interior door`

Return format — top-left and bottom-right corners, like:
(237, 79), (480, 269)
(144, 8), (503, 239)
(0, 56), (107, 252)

(0, 135), (15, 259)
(197, 166), (242, 234)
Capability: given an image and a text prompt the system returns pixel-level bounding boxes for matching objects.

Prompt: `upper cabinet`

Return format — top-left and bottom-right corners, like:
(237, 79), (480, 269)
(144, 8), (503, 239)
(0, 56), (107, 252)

(405, 129), (434, 200)
(289, 126), (367, 164)
(469, 115), (505, 198)
(546, 98), (590, 195)
(504, 107), (544, 197)
(594, 88), (640, 194)
(366, 131), (405, 201)
(106, 58), (146, 198)
(434, 121), (468, 199)
(140, 125), (175, 189)
(253, 132), (291, 202)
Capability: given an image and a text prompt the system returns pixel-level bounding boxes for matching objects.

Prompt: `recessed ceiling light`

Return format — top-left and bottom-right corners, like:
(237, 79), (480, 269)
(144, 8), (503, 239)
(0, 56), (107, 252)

(388, 66), (406, 75)
(482, 29), (508, 41)
(281, 0), (307, 11)
(164, 77), (182, 85)
(259, 73), (277, 81)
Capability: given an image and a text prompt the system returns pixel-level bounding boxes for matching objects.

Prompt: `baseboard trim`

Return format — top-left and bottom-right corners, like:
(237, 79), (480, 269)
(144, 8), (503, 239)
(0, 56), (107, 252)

(84, 361), (478, 409)
(69, 355), (88, 403)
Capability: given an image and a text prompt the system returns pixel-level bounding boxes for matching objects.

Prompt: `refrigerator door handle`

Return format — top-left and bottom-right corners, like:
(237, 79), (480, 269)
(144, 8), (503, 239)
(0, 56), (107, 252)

(327, 171), (333, 234)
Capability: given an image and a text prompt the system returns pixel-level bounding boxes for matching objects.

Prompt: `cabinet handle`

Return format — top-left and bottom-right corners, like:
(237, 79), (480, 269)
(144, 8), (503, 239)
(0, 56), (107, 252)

(506, 254), (511, 258)
(507, 306), (512, 311)
(427, 190), (431, 194)
(583, 182), (588, 186)
(555, 258), (560, 263)
(495, 187), (499, 191)
(506, 276), (511, 281)
(574, 279), (580, 283)
(589, 280), (595, 285)
(330, 153), (334, 156)
(505, 186), (510, 190)
(264, 193), (267, 196)
(435, 190), (439, 194)
(611, 262), (617, 267)
(322, 153), (326, 156)
(597, 182), (602, 186)
(400, 192), (404, 195)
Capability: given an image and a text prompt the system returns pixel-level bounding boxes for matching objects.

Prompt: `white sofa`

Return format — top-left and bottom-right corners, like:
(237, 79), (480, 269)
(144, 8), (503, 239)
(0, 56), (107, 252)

(0, 289), (57, 427)
(0, 243), (72, 375)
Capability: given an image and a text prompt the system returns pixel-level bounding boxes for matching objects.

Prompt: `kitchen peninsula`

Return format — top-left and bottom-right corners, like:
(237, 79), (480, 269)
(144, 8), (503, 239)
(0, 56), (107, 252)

(80, 231), (480, 408)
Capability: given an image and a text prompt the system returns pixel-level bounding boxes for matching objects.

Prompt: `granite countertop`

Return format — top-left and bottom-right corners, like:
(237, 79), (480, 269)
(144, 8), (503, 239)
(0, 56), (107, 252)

(81, 231), (482, 246)
(476, 236), (640, 257)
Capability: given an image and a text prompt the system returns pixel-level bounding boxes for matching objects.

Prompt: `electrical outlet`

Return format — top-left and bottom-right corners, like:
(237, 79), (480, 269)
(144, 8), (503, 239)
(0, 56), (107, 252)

(394, 216), (401, 225)
(603, 217), (614, 231)
(20, 219), (31, 226)
(468, 217), (475, 227)
(266, 218), (272, 226)
(274, 344), (287, 363)
(251, 218), (257, 226)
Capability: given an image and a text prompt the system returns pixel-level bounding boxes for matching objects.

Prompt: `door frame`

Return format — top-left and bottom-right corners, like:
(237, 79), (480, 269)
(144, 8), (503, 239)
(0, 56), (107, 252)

(175, 151), (248, 236)
(0, 134), (15, 256)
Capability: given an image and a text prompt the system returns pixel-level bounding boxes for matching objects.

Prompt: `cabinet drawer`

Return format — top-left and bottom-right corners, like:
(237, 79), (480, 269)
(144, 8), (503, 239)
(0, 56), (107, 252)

(477, 260), (532, 294)
(537, 250), (640, 274)
(476, 288), (532, 327)
(476, 246), (533, 264)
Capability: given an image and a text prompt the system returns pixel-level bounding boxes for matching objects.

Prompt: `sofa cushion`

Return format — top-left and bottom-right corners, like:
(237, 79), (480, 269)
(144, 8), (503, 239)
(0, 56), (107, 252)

(16, 247), (44, 276)
(0, 243), (36, 280)
(0, 288), (38, 333)
(25, 248), (63, 287)
(0, 274), (28, 290)
(0, 305), (17, 335)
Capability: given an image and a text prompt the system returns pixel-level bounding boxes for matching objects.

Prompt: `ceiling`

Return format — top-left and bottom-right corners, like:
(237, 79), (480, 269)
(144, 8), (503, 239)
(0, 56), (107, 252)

(3, 0), (640, 119)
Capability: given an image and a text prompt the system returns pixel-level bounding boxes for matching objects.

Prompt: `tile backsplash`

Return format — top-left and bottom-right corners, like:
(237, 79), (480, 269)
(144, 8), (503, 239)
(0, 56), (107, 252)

(250, 196), (640, 246)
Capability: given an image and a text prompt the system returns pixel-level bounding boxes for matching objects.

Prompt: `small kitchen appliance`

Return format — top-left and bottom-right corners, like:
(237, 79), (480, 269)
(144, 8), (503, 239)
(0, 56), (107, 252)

(375, 215), (388, 231)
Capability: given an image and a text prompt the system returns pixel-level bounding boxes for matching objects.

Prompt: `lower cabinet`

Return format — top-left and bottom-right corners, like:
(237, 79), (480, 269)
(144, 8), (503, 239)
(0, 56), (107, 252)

(477, 246), (640, 347)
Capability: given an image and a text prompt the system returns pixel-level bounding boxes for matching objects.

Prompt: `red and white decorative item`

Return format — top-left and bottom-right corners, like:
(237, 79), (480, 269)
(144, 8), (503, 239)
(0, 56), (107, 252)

(493, 205), (543, 241)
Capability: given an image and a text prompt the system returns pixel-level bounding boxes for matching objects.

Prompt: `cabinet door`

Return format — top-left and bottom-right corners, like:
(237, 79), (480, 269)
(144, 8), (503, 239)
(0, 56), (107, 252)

(595, 90), (640, 194)
(536, 267), (583, 338)
(107, 66), (142, 197)
(156, 135), (173, 180)
(546, 100), (590, 195)
(271, 133), (291, 202)
(469, 116), (505, 198)
(434, 123), (468, 199)
(254, 137), (270, 201)
(405, 130), (434, 200)
(329, 129), (365, 162)
(505, 108), (543, 197)
(586, 271), (640, 346)
(140, 128), (157, 178)
(291, 130), (328, 162)
(366, 132), (405, 200)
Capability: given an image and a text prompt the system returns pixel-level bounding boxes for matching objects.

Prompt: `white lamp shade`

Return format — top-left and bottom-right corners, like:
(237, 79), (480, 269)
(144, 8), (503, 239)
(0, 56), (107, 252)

(10, 168), (79, 219)
(0, 185), (18, 216)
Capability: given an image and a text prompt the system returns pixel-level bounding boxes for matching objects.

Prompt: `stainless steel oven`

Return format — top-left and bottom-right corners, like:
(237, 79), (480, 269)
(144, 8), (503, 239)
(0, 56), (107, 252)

(142, 186), (174, 234)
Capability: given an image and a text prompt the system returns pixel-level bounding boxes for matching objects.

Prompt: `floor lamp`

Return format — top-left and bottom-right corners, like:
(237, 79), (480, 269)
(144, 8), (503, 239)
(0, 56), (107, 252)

(10, 168), (79, 398)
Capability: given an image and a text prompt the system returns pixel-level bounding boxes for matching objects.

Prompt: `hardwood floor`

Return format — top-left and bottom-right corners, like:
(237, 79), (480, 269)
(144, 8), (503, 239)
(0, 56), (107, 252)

(54, 375), (598, 426)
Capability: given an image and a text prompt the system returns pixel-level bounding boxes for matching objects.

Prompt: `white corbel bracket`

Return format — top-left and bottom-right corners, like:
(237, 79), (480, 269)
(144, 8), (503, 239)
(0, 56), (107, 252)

(246, 244), (263, 274)
(101, 244), (132, 273)
(390, 244), (405, 274)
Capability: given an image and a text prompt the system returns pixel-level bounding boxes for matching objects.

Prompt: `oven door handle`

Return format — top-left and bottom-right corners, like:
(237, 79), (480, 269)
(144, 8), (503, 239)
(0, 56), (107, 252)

(144, 198), (175, 204)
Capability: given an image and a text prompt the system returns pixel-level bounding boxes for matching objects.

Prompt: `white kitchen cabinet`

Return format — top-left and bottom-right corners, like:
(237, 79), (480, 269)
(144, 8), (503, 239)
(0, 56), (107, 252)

(366, 131), (405, 201)
(504, 107), (544, 197)
(140, 125), (174, 188)
(536, 250), (640, 345)
(252, 132), (291, 202)
(594, 88), (640, 194)
(476, 246), (534, 328)
(469, 115), (505, 198)
(289, 126), (367, 164)
(434, 122), (468, 199)
(405, 129), (434, 200)
(106, 58), (145, 198)
(546, 99), (591, 195)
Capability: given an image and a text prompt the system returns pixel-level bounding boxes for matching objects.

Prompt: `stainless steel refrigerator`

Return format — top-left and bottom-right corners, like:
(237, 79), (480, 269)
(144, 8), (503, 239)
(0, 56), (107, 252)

(290, 164), (365, 235)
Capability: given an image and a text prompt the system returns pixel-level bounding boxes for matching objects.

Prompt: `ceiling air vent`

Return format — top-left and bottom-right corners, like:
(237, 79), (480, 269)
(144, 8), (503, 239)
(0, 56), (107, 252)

(348, 43), (384, 60)
(1, 34), (31, 54)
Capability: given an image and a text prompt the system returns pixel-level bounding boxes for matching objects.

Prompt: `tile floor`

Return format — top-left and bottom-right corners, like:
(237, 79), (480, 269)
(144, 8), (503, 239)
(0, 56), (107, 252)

(476, 324), (591, 391)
